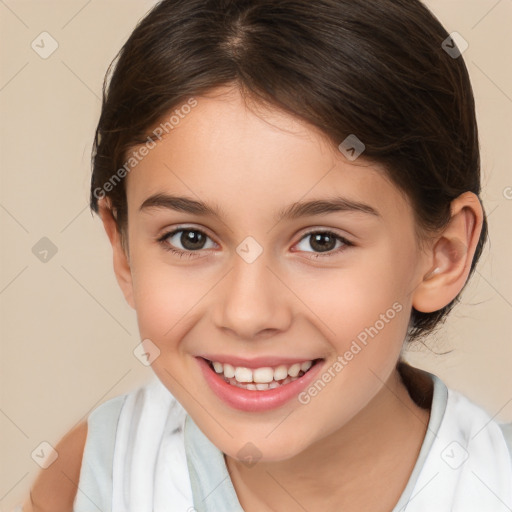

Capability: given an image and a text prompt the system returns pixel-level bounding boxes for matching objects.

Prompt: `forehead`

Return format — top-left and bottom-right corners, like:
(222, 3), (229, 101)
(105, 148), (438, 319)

(124, 87), (411, 225)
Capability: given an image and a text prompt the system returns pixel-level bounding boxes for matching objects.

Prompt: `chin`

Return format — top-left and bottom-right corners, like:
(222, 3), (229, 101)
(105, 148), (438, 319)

(219, 431), (312, 464)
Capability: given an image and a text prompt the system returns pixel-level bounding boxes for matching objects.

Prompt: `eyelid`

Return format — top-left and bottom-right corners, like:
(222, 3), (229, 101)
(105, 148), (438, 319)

(296, 225), (354, 241)
(157, 224), (218, 244)
(294, 226), (355, 248)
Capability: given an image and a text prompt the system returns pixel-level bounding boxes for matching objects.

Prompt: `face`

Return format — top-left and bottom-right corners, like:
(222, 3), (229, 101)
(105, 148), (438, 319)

(120, 86), (428, 462)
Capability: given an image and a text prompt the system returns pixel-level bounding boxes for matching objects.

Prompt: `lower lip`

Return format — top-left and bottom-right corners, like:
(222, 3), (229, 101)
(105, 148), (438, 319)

(196, 357), (325, 412)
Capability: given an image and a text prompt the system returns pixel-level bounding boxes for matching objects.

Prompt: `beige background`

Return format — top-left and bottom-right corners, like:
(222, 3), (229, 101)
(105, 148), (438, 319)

(0, 0), (511, 509)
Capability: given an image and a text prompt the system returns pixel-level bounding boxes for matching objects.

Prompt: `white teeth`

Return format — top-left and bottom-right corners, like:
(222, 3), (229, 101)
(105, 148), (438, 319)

(301, 360), (312, 372)
(208, 358), (317, 388)
(253, 367), (274, 383)
(234, 366), (253, 383)
(288, 363), (301, 377)
(223, 363), (235, 379)
(273, 365), (288, 381)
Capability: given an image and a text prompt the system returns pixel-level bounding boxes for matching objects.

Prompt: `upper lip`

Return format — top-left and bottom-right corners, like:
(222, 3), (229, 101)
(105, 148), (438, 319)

(198, 354), (321, 369)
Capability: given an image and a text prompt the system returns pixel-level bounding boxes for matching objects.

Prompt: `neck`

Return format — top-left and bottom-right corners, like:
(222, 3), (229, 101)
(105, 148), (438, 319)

(225, 364), (432, 512)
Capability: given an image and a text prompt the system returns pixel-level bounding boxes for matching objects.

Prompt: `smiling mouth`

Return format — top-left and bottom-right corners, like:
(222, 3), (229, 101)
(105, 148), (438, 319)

(203, 357), (322, 391)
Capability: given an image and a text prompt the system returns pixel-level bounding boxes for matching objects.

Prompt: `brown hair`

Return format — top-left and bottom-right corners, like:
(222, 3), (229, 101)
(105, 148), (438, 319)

(90, 0), (488, 342)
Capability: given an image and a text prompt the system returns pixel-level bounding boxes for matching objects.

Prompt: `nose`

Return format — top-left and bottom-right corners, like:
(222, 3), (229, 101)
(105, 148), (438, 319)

(212, 252), (292, 341)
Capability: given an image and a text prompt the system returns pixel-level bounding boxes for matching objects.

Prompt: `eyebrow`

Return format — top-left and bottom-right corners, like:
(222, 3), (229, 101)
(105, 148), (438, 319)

(139, 193), (380, 222)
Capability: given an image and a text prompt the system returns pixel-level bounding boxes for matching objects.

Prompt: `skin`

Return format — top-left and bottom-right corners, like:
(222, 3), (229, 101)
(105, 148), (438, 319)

(21, 421), (87, 511)
(95, 85), (482, 511)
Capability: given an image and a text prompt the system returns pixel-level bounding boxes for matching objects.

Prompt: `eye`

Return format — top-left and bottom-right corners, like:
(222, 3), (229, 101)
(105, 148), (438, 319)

(294, 230), (353, 258)
(157, 227), (353, 259)
(157, 227), (216, 258)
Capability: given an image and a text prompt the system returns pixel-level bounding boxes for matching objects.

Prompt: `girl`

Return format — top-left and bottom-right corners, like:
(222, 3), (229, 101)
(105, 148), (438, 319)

(22, 0), (512, 510)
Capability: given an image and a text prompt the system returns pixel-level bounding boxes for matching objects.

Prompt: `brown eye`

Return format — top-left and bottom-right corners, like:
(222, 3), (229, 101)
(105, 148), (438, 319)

(309, 232), (338, 252)
(295, 230), (353, 257)
(158, 227), (216, 255)
(177, 229), (207, 250)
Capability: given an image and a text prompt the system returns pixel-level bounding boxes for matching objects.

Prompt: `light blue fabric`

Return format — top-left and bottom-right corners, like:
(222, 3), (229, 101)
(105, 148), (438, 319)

(184, 414), (244, 512)
(501, 422), (512, 459)
(73, 394), (126, 511)
(74, 372), (512, 511)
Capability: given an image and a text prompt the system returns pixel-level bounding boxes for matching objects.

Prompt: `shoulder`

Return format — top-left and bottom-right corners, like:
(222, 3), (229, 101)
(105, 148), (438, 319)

(26, 419), (88, 512)
(402, 364), (512, 465)
(24, 378), (185, 511)
(445, 386), (512, 463)
(25, 392), (129, 512)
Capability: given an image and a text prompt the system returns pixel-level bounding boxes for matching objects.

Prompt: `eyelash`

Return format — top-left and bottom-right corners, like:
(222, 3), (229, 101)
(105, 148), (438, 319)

(156, 227), (354, 259)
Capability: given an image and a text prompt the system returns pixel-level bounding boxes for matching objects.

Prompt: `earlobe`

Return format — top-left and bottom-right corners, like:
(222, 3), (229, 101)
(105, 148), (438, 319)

(412, 192), (483, 314)
(97, 198), (136, 310)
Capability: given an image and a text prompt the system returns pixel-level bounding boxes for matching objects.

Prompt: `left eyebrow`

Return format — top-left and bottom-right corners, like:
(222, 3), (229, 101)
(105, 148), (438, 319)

(138, 193), (380, 221)
(139, 194), (225, 218)
(274, 196), (380, 222)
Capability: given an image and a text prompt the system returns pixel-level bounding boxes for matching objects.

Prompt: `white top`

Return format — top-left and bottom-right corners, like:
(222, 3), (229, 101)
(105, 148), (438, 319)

(73, 367), (512, 512)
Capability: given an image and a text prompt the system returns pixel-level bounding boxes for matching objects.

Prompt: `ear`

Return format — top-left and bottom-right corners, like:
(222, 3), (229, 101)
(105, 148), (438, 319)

(97, 198), (135, 309)
(412, 192), (484, 313)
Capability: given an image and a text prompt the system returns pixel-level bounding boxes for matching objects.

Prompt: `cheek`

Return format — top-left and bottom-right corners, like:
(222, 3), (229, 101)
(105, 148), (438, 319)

(292, 245), (414, 422)
(292, 277), (410, 444)
(129, 249), (199, 342)
(293, 251), (413, 347)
